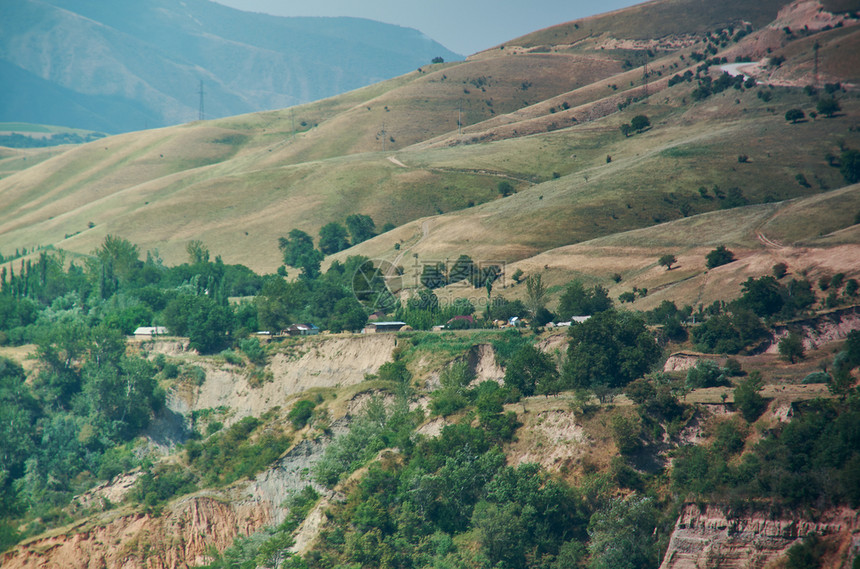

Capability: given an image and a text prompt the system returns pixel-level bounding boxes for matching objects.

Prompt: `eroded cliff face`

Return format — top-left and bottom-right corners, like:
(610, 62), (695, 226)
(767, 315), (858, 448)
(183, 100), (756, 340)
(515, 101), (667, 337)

(174, 334), (398, 425)
(768, 306), (860, 354)
(1, 430), (338, 569)
(2, 333), (385, 569)
(1, 496), (269, 569)
(660, 504), (860, 569)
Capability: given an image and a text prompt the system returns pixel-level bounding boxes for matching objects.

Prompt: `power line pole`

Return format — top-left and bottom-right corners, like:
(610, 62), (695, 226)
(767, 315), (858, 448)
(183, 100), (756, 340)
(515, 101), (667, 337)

(458, 101), (462, 135)
(198, 80), (205, 121)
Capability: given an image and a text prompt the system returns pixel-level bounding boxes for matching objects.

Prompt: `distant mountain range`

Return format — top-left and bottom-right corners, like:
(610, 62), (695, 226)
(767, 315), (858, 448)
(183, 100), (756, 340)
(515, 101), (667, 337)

(0, 0), (461, 133)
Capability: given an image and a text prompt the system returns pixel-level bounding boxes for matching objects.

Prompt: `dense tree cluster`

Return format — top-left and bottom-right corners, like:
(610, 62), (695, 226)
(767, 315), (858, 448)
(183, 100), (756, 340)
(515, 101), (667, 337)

(556, 281), (612, 320)
(307, 414), (599, 569)
(691, 309), (767, 353)
(0, 235), (383, 547)
(673, 395), (860, 509)
(564, 310), (662, 390)
(0, 334), (163, 543)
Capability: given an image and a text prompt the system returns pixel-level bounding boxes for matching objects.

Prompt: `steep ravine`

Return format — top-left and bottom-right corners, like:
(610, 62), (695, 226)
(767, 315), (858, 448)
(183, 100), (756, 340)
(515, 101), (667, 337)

(2, 335), (396, 569)
(1, 422), (346, 569)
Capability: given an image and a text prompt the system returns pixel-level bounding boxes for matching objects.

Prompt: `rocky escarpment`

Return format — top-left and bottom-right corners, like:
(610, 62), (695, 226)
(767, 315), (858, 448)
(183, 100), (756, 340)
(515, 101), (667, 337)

(178, 334), (398, 425)
(1, 496), (269, 569)
(1, 426), (341, 569)
(768, 306), (860, 354)
(663, 306), (860, 370)
(660, 504), (860, 569)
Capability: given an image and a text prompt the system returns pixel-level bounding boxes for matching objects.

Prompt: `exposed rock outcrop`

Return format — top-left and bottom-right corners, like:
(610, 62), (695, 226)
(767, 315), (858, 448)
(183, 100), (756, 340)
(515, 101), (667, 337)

(468, 343), (505, 385)
(164, 334), (397, 428)
(663, 352), (722, 373)
(1, 497), (269, 569)
(768, 306), (860, 354)
(660, 504), (860, 569)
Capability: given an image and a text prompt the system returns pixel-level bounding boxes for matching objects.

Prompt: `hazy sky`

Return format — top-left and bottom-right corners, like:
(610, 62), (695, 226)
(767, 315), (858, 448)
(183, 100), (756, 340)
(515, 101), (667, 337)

(213, 0), (644, 56)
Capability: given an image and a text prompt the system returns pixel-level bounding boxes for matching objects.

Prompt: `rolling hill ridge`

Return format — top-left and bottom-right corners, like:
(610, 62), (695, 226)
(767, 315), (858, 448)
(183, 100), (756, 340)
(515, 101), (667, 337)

(0, 0), (858, 297)
(3, 2), (860, 569)
(0, 0), (460, 133)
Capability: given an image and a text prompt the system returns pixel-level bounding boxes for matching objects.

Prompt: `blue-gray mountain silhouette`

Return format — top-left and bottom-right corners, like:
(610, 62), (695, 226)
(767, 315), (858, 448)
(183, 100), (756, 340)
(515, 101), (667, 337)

(0, 0), (461, 133)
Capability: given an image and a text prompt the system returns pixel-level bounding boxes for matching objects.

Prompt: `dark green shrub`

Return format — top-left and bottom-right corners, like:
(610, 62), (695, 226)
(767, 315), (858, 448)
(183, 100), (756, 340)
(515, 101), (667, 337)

(132, 464), (198, 507)
(564, 310), (660, 389)
(504, 344), (558, 397)
(831, 273), (845, 289)
(691, 310), (766, 354)
(706, 246), (734, 269)
(239, 337), (266, 366)
(0, 523), (20, 554)
(186, 416), (291, 487)
(557, 281), (612, 318)
(785, 533), (827, 569)
(220, 349), (243, 366)
(289, 400), (316, 429)
(784, 108), (805, 123)
(429, 389), (469, 416)
(611, 414), (642, 455)
(686, 360), (728, 388)
(162, 362), (179, 379)
(723, 358), (744, 376)
(610, 456), (643, 490)
(734, 372), (767, 422)
(801, 372), (830, 384)
(841, 149), (860, 184)
(734, 276), (783, 317)
(817, 97), (840, 118)
(712, 419), (747, 457)
(772, 262), (788, 279)
(630, 115), (650, 131)
(377, 360), (412, 383)
(778, 333), (805, 363)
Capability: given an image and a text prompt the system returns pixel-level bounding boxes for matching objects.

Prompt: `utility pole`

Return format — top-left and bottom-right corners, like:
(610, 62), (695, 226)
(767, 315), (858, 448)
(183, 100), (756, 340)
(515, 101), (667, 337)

(198, 80), (205, 121)
(458, 101), (462, 135)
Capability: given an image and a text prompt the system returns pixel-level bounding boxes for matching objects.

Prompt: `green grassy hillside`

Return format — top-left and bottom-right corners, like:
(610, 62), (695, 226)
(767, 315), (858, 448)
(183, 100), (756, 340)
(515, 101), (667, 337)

(3, 2), (860, 567)
(1, 0), (858, 280)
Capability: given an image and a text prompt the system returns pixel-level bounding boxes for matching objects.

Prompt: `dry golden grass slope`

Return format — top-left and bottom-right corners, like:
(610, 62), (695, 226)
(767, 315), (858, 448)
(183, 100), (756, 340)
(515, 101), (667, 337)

(334, 183), (860, 313)
(0, 0), (858, 278)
